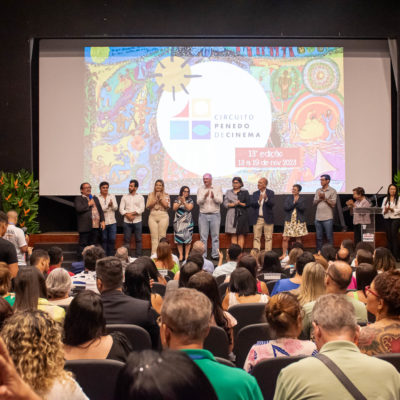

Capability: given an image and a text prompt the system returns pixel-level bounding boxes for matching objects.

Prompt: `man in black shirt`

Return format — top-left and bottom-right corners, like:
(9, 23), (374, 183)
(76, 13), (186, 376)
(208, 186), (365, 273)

(0, 211), (18, 278)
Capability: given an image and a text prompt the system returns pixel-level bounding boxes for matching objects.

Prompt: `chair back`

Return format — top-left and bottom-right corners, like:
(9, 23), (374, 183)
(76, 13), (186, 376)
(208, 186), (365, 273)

(234, 323), (275, 368)
(106, 324), (151, 351)
(204, 325), (230, 359)
(218, 281), (229, 299)
(252, 356), (306, 400)
(374, 353), (400, 372)
(228, 303), (267, 340)
(65, 359), (124, 400)
(215, 274), (226, 286)
(151, 282), (166, 297)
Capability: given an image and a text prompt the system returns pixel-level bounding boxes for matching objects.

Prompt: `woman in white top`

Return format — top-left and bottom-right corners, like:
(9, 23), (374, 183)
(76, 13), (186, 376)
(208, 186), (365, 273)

(97, 181), (118, 256)
(381, 184), (400, 261)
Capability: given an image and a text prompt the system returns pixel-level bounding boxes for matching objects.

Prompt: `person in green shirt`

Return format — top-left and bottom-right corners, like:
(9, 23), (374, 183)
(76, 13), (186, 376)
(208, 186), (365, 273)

(274, 294), (400, 400)
(160, 287), (263, 400)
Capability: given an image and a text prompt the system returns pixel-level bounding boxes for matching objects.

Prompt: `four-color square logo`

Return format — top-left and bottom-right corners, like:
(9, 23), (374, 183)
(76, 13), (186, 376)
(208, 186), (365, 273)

(170, 99), (211, 140)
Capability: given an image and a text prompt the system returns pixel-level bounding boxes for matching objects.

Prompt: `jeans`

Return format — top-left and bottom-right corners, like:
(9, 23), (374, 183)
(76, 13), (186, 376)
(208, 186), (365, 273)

(123, 222), (142, 257)
(102, 223), (117, 256)
(315, 219), (333, 252)
(199, 212), (221, 259)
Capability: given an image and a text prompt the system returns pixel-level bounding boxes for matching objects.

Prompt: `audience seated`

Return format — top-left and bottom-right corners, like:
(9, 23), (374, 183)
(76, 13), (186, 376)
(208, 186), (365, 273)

(260, 250), (284, 279)
(358, 270), (400, 355)
(294, 262), (326, 306)
(347, 248), (374, 290)
(213, 244), (242, 278)
(95, 257), (160, 349)
(237, 254), (268, 294)
(244, 292), (317, 372)
(153, 241), (180, 274)
(115, 245), (136, 266)
(351, 241), (374, 266)
(46, 268), (74, 306)
(72, 246), (105, 293)
(346, 263), (377, 305)
(70, 245), (94, 274)
(63, 291), (132, 362)
(284, 247), (304, 274)
(319, 243), (337, 264)
(336, 247), (350, 264)
(14, 267), (65, 323)
(187, 271), (237, 352)
(373, 247), (396, 272)
(115, 349), (218, 400)
(0, 211), (18, 279)
(271, 252), (314, 296)
(0, 297), (12, 329)
(279, 242), (304, 267)
(340, 238), (355, 263)
(274, 294), (400, 400)
(137, 255), (167, 285)
(189, 240), (215, 273)
(160, 288), (263, 400)
(222, 268), (269, 310)
(0, 262), (14, 306)
(301, 261), (367, 339)
(125, 260), (163, 314)
(1, 310), (88, 399)
(150, 237), (180, 265)
(48, 246), (73, 276)
(29, 248), (50, 275)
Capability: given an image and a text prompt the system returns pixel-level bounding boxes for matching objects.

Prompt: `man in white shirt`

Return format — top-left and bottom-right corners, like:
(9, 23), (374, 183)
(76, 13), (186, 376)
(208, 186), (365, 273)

(119, 179), (145, 257)
(213, 244), (242, 278)
(3, 210), (28, 267)
(197, 173), (223, 260)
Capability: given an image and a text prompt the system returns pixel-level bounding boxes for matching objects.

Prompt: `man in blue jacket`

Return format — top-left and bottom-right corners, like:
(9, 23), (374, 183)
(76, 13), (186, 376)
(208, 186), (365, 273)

(249, 178), (275, 251)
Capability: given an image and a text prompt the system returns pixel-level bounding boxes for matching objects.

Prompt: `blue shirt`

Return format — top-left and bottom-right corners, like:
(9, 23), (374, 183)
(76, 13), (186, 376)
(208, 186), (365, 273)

(271, 279), (299, 296)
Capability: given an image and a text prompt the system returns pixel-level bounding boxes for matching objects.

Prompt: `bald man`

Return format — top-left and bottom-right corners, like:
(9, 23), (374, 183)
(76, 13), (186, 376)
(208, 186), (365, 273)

(197, 173), (223, 260)
(249, 177), (275, 251)
(301, 261), (367, 339)
(3, 210), (28, 267)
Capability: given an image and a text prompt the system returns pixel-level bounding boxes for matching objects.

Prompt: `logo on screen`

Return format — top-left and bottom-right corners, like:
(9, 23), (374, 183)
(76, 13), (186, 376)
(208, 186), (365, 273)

(170, 99), (211, 140)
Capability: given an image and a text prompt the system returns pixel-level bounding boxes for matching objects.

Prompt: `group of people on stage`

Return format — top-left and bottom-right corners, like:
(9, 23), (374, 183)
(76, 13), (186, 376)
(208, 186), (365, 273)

(75, 175), (400, 262)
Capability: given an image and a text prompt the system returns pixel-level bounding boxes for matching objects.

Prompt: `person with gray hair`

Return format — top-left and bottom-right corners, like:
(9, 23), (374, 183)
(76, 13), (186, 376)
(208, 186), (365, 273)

(274, 294), (400, 400)
(187, 240), (214, 273)
(46, 268), (73, 306)
(160, 288), (263, 400)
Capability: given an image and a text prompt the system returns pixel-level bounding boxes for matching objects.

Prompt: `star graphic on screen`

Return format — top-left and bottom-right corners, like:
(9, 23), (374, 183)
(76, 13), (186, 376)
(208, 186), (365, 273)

(153, 56), (202, 101)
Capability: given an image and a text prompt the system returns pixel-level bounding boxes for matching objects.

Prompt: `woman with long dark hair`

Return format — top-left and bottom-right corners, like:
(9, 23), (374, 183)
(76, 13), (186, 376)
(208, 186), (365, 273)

(381, 184), (400, 261)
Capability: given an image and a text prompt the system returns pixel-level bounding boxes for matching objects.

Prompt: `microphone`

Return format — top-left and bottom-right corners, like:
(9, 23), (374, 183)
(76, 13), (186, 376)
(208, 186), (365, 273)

(89, 194), (93, 200)
(373, 186), (383, 207)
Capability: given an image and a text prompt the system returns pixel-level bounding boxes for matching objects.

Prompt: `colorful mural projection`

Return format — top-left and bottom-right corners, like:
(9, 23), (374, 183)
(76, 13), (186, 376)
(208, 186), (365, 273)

(84, 46), (344, 194)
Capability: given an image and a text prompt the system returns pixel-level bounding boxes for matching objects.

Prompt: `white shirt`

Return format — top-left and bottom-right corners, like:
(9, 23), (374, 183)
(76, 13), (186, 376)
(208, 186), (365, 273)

(3, 224), (27, 266)
(119, 193), (145, 223)
(258, 190), (266, 217)
(381, 197), (400, 219)
(197, 185), (223, 214)
(97, 194), (118, 225)
(213, 261), (237, 277)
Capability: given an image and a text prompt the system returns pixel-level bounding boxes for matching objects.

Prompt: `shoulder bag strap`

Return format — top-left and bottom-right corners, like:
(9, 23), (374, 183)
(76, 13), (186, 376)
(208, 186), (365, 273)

(315, 353), (367, 400)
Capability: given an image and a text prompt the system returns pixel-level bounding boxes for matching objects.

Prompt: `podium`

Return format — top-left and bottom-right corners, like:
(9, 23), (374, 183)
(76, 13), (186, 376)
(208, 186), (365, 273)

(353, 207), (382, 247)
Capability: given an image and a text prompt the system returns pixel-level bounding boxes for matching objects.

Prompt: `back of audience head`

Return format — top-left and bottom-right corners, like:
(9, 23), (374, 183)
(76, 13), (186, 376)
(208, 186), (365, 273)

(291, 242), (304, 251)
(115, 350), (218, 400)
(288, 247), (303, 266)
(229, 268), (257, 296)
(46, 268), (71, 300)
(84, 246), (106, 271)
(134, 256), (162, 282)
(185, 253), (204, 270)
(156, 241), (174, 268)
(0, 262), (11, 296)
(0, 297), (12, 329)
(237, 254), (258, 278)
(325, 261), (352, 292)
(96, 257), (123, 292)
(295, 251), (315, 276)
(63, 291), (106, 346)
(1, 309), (68, 396)
(179, 261), (201, 288)
(228, 244), (242, 261)
(261, 250), (282, 273)
(266, 292), (301, 338)
(373, 247), (396, 272)
(355, 241), (374, 254)
(313, 254), (329, 271)
(115, 246), (130, 263)
(48, 246), (63, 266)
(14, 267), (47, 311)
(191, 240), (205, 255)
(341, 239), (355, 258)
(297, 262), (326, 306)
(355, 249), (373, 265)
(356, 263), (378, 296)
(29, 249), (50, 273)
(161, 288), (212, 345)
(336, 247), (350, 264)
(320, 244), (337, 262)
(370, 270), (400, 317)
(312, 294), (358, 347)
(125, 261), (151, 301)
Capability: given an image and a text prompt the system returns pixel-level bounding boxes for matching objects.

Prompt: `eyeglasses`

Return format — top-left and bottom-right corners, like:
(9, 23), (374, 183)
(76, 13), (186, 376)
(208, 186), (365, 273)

(182, 190), (189, 193)
(365, 285), (380, 298)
